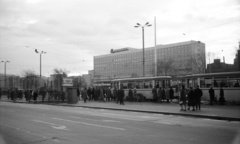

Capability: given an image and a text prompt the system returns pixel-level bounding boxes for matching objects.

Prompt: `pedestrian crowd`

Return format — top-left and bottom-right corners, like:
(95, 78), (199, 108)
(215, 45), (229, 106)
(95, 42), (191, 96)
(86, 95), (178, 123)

(77, 87), (126, 105)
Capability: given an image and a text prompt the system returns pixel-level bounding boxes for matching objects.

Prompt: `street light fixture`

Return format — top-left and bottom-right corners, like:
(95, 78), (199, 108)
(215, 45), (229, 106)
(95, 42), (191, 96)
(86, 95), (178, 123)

(134, 22), (152, 77)
(1, 60), (10, 88)
(35, 49), (46, 87)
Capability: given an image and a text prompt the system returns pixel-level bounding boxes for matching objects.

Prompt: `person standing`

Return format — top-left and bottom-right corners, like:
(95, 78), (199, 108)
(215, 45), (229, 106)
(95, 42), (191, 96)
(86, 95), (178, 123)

(128, 88), (133, 102)
(133, 87), (137, 101)
(195, 85), (203, 110)
(42, 90), (46, 102)
(187, 87), (196, 111)
(87, 87), (92, 101)
(33, 90), (38, 103)
(165, 87), (170, 103)
(82, 88), (88, 103)
(119, 87), (125, 105)
(209, 87), (215, 105)
(179, 85), (187, 111)
(77, 88), (80, 101)
(0, 87), (2, 100)
(169, 87), (174, 102)
(157, 87), (162, 103)
(152, 86), (157, 103)
(106, 87), (112, 101)
(219, 87), (225, 105)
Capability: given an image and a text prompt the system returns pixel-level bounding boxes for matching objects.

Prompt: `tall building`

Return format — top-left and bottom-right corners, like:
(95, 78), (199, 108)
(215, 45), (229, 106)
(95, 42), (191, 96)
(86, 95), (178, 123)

(94, 40), (206, 82)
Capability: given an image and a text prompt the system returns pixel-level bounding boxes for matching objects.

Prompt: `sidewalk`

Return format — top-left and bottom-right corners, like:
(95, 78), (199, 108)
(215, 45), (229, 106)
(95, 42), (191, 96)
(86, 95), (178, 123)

(1, 95), (240, 121)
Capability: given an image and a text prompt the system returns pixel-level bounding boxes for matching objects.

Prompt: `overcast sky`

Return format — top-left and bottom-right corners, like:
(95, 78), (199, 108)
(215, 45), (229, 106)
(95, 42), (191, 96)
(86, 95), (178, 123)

(0, 0), (239, 77)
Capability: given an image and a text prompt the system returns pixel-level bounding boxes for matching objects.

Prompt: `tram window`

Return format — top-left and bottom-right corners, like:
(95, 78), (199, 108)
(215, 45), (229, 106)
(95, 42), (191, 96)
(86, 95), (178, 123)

(205, 79), (212, 88)
(144, 81), (152, 89)
(229, 78), (240, 87)
(214, 78), (228, 87)
(123, 82), (128, 89)
(200, 79), (205, 88)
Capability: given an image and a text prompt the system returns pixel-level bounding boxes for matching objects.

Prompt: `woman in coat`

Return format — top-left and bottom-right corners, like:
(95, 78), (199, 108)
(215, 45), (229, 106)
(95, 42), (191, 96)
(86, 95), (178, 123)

(179, 85), (187, 111)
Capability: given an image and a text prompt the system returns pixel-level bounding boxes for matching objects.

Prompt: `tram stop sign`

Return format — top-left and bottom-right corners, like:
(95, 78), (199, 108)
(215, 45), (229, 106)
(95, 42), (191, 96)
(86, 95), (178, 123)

(62, 78), (73, 87)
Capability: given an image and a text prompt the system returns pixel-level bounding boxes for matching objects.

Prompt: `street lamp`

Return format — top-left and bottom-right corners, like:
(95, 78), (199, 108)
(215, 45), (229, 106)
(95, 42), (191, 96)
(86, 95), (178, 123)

(35, 49), (46, 87)
(1, 60), (10, 88)
(134, 22), (152, 77)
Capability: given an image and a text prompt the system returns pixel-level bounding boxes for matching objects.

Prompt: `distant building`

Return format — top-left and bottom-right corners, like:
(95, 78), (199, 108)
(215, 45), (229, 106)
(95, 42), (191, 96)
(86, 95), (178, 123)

(206, 59), (236, 73)
(82, 74), (91, 88)
(94, 40), (206, 82)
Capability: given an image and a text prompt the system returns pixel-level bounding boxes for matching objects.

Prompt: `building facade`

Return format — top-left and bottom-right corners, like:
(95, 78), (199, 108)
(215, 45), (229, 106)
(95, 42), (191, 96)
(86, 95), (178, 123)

(94, 40), (206, 82)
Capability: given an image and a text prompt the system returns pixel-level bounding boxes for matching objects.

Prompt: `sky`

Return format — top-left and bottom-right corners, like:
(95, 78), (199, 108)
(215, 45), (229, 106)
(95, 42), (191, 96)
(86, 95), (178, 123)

(0, 0), (240, 77)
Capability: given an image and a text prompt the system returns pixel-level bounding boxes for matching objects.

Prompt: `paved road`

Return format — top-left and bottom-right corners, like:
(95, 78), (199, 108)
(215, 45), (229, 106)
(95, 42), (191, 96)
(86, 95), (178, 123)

(0, 102), (240, 144)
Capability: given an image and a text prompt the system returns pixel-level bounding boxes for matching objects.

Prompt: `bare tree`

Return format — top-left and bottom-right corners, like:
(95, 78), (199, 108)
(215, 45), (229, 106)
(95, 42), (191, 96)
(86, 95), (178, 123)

(22, 70), (38, 89)
(151, 58), (174, 76)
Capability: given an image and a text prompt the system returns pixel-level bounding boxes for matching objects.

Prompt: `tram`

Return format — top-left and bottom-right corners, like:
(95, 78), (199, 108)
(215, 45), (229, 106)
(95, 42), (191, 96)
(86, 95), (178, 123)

(111, 76), (173, 100)
(179, 71), (240, 102)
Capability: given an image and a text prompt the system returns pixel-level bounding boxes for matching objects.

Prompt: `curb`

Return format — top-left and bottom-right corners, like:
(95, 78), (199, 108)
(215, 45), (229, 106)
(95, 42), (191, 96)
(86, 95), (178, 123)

(2, 100), (240, 122)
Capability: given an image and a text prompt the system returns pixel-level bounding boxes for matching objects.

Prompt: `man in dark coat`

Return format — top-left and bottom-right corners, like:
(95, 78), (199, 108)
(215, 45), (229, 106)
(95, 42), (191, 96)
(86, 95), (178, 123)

(33, 90), (38, 103)
(128, 88), (133, 102)
(119, 87), (125, 105)
(209, 87), (215, 105)
(169, 87), (174, 102)
(195, 85), (203, 110)
(187, 87), (196, 111)
(219, 87), (225, 105)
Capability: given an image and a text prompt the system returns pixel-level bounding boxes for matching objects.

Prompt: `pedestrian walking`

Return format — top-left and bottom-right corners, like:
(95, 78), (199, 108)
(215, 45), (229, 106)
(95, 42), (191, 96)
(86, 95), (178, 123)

(179, 85), (187, 111)
(209, 87), (215, 105)
(219, 87), (225, 105)
(195, 85), (203, 110)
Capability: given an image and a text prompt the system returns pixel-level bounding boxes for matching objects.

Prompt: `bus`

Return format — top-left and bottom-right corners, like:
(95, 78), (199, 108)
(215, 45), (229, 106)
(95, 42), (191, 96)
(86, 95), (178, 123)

(111, 76), (174, 100)
(179, 71), (240, 102)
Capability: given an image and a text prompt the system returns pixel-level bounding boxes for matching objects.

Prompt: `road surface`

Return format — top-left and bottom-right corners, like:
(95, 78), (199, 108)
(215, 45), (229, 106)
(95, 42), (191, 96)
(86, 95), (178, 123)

(0, 102), (239, 144)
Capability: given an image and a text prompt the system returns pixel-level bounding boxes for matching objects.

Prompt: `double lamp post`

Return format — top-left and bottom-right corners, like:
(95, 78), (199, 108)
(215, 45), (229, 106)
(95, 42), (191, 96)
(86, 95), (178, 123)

(134, 22), (152, 77)
(35, 49), (46, 87)
(1, 60), (10, 88)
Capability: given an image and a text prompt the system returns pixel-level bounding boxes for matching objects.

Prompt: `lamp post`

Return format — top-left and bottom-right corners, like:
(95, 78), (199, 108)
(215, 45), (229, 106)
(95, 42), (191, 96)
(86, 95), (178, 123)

(1, 60), (10, 88)
(35, 49), (46, 87)
(134, 22), (152, 77)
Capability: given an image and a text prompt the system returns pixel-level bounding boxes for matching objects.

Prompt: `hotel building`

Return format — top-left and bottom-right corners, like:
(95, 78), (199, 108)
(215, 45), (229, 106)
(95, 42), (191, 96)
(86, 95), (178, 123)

(94, 40), (206, 82)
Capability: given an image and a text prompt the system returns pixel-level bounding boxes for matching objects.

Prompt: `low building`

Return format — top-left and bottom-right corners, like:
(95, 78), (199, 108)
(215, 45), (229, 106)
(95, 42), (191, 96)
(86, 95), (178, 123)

(206, 59), (236, 73)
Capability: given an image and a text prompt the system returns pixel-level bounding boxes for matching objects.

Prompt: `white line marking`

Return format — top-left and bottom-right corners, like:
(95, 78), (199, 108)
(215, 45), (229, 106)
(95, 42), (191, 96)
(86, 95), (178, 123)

(0, 109), (14, 112)
(52, 117), (125, 131)
(71, 116), (122, 123)
(0, 123), (47, 139)
(33, 120), (69, 130)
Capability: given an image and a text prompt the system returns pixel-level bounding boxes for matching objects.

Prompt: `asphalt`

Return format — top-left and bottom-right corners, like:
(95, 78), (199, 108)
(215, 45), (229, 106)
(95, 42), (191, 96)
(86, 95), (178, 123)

(1, 95), (240, 122)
